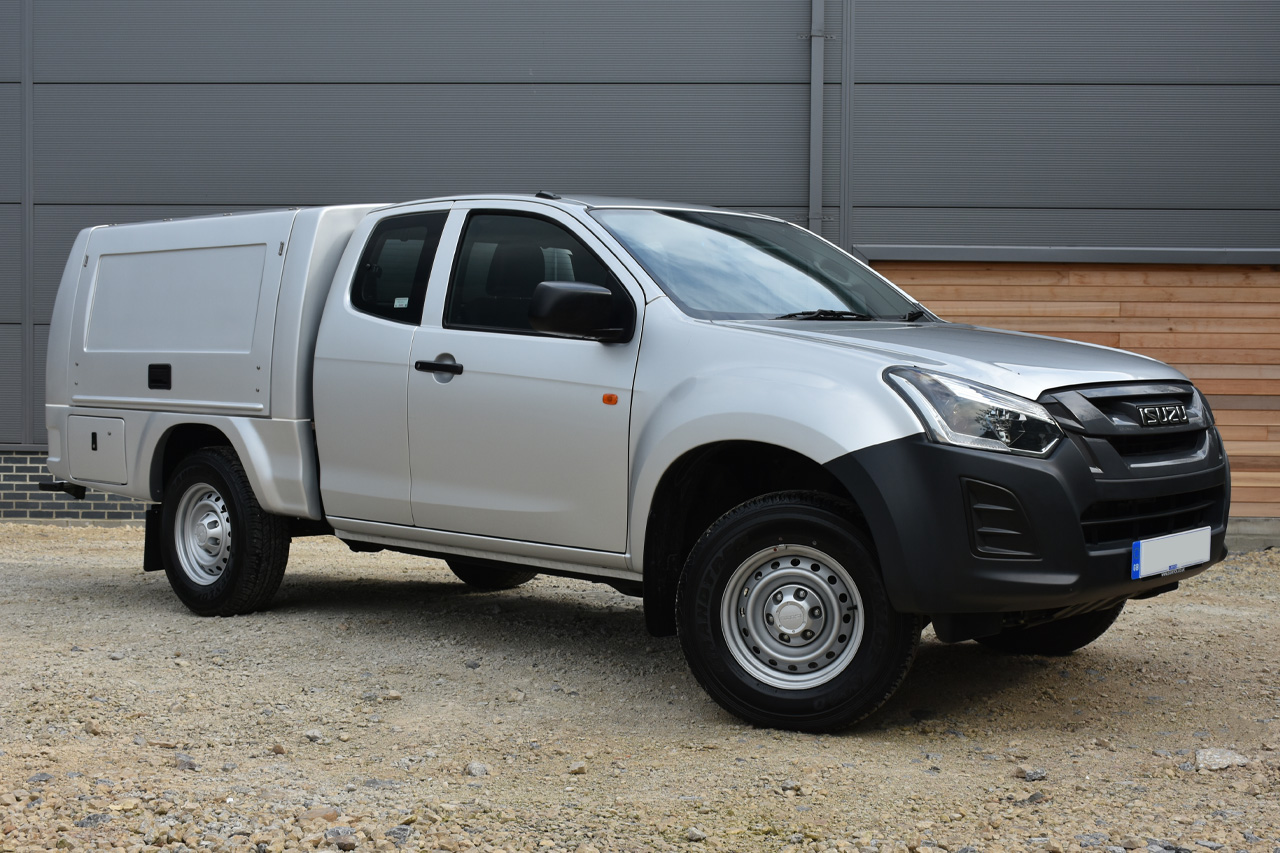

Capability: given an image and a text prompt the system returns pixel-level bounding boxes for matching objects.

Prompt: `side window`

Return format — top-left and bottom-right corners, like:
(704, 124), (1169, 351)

(350, 211), (448, 324)
(444, 212), (623, 333)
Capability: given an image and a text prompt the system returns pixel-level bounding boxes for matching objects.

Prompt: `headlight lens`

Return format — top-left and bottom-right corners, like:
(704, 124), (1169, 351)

(885, 367), (1064, 457)
(1193, 387), (1214, 427)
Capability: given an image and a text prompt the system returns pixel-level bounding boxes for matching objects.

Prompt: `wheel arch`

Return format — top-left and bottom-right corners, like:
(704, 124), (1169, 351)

(150, 422), (234, 501)
(138, 414), (322, 519)
(640, 440), (869, 637)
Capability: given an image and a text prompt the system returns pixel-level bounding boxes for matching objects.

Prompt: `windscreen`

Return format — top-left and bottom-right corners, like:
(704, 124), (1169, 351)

(591, 209), (919, 321)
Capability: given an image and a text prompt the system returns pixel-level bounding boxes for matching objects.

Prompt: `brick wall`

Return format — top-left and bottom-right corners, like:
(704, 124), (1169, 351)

(0, 450), (147, 522)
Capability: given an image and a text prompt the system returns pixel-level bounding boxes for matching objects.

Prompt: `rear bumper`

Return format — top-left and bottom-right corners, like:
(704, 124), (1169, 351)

(824, 430), (1229, 619)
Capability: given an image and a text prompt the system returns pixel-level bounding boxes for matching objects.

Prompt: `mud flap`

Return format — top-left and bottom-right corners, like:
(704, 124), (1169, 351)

(143, 504), (164, 572)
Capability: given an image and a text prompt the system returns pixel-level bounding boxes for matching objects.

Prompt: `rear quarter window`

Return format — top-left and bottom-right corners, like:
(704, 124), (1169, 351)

(351, 211), (448, 324)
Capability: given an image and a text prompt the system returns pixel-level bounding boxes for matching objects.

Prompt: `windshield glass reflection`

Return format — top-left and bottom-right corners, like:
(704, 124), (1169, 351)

(591, 209), (919, 321)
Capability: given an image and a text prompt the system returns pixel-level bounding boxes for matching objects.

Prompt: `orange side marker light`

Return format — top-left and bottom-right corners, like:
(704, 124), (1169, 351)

(602, 394), (619, 406)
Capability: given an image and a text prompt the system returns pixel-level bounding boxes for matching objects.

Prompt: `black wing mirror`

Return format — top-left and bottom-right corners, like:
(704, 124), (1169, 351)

(529, 281), (633, 343)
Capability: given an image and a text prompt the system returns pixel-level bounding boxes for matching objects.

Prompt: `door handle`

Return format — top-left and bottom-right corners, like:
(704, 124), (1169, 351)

(415, 360), (464, 376)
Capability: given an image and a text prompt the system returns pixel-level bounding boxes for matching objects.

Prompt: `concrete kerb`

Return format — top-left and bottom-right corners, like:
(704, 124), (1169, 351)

(1225, 516), (1280, 553)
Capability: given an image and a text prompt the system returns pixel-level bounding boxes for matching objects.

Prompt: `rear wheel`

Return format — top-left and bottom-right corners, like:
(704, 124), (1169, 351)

(976, 602), (1126, 656)
(447, 559), (537, 591)
(161, 447), (290, 616)
(677, 491), (920, 732)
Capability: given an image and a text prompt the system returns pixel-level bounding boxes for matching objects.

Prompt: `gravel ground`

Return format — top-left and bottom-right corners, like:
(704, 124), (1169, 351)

(0, 524), (1277, 853)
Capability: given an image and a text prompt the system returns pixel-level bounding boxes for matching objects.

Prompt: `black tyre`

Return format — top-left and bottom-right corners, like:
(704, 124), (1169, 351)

(447, 559), (537, 591)
(976, 602), (1125, 656)
(676, 491), (921, 732)
(161, 447), (290, 616)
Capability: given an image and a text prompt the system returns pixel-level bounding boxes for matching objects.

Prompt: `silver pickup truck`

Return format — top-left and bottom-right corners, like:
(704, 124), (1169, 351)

(44, 193), (1229, 730)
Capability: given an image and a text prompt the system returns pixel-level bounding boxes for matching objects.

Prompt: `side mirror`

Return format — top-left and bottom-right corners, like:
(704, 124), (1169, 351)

(529, 281), (633, 343)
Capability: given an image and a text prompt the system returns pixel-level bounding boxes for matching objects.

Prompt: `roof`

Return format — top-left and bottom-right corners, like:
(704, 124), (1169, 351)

(383, 192), (729, 214)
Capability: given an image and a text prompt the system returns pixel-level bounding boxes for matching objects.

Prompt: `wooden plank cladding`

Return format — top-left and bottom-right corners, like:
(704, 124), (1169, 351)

(873, 262), (1280, 519)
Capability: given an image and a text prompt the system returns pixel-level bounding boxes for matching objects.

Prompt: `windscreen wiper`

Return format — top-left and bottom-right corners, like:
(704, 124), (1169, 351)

(901, 309), (929, 322)
(773, 309), (875, 321)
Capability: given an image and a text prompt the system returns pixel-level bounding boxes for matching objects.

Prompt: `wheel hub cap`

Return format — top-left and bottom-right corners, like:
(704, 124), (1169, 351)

(193, 512), (219, 548)
(174, 482), (232, 586)
(767, 585), (822, 641)
(721, 545), (865, 690)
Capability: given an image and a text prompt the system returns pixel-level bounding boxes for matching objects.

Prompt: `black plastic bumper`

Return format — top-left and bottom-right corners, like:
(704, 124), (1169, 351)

(824, 431), (1229, 621)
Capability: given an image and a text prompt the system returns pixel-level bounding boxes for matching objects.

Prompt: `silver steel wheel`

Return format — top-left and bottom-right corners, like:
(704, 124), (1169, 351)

(720, 544), (865, 690)
(173, 481), (232, 586)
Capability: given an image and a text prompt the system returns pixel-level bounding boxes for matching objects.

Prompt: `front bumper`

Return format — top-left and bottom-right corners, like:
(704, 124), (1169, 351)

(824, 423), (1229, 627)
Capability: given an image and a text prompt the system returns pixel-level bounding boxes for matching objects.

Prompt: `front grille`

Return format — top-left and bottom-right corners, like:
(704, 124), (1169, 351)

(1080, 486), (1224, 550)
(1106, 429), (1204, 459)
(1040, 382), (1219, 475)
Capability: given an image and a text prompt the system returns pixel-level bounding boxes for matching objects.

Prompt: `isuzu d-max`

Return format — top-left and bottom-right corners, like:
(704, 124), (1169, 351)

(44, 193), (1229, 730)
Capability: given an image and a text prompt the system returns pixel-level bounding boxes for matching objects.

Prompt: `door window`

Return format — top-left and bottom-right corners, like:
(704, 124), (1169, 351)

(444, 212), (622, 333)
(350, 211), (448, 324)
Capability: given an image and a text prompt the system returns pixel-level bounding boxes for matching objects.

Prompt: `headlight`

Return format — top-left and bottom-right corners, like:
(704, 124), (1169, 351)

(1192, 387), (1215, 427)
(885, 367), (1063, 457)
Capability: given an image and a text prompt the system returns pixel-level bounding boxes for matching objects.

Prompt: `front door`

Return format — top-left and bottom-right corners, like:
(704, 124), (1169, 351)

(407, 203), (642, 553)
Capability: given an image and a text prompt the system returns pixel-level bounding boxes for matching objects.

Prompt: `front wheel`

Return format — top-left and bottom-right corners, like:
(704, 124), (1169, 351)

(161, 447), (290, 616)
(677, 492), (920, 732)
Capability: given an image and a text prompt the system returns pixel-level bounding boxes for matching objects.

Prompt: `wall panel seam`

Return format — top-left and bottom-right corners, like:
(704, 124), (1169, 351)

(839, 0), (854, 250)
(852, 206), (1280, 212)
(20, 0), (33, 446)
(807, 0), (825, 233)
(29, 80), (810, 87)
(849, 82), (1280, 87)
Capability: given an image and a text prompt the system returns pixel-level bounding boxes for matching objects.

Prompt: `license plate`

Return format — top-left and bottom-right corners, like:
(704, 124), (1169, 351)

(1131, 526), (1211, 580)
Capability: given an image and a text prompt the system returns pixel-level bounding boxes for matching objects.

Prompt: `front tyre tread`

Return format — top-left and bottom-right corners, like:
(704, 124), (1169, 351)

(161, 446), (290, 617)
(676, 491), (920, 732)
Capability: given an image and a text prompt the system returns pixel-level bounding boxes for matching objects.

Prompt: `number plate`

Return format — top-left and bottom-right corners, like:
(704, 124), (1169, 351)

(1131, 526), (1211, 580)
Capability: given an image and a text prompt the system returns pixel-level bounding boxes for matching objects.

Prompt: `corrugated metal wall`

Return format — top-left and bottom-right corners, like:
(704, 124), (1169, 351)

(0, 0), (841, 447)
(1, 0), (25, 451)
(847, 1), (1280, 261)
(2, 0), (1278, 485)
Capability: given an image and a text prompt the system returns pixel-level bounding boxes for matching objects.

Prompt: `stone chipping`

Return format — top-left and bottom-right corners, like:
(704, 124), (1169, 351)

(0, 524), (1277, 853)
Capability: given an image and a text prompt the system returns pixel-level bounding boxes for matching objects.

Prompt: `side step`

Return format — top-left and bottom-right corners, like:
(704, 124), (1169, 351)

(38, 480), (86, 500)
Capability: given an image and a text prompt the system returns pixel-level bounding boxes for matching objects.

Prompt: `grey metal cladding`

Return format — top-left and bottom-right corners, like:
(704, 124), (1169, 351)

(0, 1), (19, 82)
(850, 85), (1280, 209)
(35, 84), (810, 207)
(0, 205), (19, 323)
(853, 0), (1280, 83)
(851, 208), (1280, 262)
(723, 207), (842, 245)
(35, 0), (814, 83)
(822, 85), (840, 205)
(32, 204), (275, 324)
(0, 84), (21, 202)
(0, 324), (20, 443)
(823, 0), (843, 83)
(32, 325), (47, 445)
